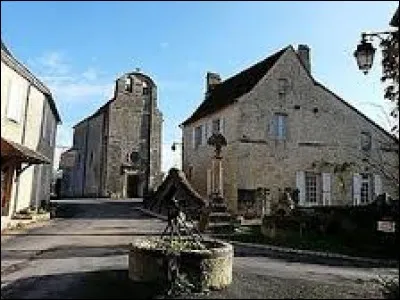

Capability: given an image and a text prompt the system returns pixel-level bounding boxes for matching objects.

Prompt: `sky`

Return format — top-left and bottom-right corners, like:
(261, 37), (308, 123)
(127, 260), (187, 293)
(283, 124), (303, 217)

(1, 1), (398, 173)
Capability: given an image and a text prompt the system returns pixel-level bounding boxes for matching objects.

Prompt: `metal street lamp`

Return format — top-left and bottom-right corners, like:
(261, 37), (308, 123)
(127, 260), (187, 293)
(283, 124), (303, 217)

(171, 142), (182, 152)
(354, 31), (396, 74)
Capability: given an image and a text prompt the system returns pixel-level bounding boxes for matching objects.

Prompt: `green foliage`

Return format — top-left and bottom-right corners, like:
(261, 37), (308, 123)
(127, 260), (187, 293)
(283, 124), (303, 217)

(380, 30), (399, 134)
(232, 204), (398, 259)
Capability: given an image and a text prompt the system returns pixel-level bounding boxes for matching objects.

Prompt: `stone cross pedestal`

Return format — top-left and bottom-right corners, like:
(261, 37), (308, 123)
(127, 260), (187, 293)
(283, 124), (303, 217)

(205, 133), (233, 233)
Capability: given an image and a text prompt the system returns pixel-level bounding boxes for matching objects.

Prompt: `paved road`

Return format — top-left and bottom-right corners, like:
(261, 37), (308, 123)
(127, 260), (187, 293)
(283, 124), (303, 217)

(1, 199), (397, 299)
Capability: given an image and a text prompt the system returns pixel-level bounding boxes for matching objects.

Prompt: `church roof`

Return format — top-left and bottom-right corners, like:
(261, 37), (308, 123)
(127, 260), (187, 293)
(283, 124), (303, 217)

(73, 71), (157, 128)
(181, 46), (288, 126)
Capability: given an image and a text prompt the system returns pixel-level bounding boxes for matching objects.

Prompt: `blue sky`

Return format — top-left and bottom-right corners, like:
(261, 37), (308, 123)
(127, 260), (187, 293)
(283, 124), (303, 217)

(1, 1), (398, 172)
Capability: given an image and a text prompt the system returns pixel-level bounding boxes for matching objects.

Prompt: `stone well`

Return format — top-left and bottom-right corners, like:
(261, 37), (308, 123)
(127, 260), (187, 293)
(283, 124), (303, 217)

(128, 238), (233, 291)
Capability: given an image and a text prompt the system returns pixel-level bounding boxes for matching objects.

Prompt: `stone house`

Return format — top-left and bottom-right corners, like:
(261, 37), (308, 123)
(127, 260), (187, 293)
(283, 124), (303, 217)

(60, 71), (163, 198)
(1, 40), (61, 230)
(181, 44), (399, 218)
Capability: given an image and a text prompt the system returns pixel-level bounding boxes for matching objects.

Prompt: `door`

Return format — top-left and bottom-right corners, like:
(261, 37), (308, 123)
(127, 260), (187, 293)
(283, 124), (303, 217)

(1, 166), (13, 216)
(126, 174), (140, 198)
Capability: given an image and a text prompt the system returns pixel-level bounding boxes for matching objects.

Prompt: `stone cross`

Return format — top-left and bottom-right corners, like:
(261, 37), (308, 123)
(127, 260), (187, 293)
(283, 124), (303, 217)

(207, 133), (227, 197)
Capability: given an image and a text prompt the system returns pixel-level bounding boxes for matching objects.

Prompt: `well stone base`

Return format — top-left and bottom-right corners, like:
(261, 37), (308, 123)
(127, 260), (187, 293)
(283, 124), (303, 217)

(128, 238), (233, 291)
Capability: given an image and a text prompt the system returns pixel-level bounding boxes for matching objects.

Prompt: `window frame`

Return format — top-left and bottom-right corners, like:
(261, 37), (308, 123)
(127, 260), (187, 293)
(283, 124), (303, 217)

(360, 131), (372, 152)
(124, 76), (132, 92)
(360, 173), (371, 204)
(278, 78), (289, 95)
(273, 113), (287, 140)
(305, 172), (321, 204)
(212, 118), (221, 134)
(194, 125), (203, 149)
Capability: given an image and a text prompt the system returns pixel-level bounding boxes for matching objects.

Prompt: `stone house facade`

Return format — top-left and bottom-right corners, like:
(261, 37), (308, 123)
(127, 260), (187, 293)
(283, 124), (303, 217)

(181, 45), (399, 217)
(1, 40), (61, 230)
(60, 71), (163, 198)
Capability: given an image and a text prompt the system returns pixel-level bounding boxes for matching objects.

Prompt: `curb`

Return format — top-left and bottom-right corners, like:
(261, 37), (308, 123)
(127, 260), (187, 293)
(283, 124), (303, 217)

(136, 206), (398, 268)
(227, 240), (398, 268)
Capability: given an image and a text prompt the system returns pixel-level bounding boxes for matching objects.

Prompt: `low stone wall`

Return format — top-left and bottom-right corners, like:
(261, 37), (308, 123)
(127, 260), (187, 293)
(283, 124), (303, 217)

(128, 238), (233, 291)
(5, 212), (51, 231)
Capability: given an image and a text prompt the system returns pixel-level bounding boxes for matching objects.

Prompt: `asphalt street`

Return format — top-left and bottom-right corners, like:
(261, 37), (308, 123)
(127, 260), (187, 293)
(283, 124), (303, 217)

(1, 199), (397, 299)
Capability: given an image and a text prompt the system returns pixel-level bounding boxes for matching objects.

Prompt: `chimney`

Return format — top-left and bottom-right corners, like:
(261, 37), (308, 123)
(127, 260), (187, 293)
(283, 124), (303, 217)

(297, 44), (311, 73)
(206, 72), (221, 94)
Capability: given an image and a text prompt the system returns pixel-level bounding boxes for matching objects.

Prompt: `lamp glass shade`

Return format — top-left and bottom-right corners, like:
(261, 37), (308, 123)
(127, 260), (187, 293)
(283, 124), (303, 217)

(354, 41), (376, 74)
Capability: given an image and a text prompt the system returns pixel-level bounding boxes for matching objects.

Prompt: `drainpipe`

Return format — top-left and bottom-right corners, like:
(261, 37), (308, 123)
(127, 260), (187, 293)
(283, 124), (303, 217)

(12, 83), (32, 216)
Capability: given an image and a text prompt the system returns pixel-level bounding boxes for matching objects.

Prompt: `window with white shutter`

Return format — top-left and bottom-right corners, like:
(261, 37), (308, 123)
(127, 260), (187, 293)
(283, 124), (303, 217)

(373, 174), (382, 198)
(6, 80), (24, 123)
(296, 171), (306, 205)
(353, 173), (361, 205)
(322, 173), (332, 206)
(207, 121), (212, 140)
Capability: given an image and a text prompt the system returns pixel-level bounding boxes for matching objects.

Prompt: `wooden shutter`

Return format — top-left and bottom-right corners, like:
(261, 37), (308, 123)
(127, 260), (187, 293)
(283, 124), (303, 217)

(322, 173), (332, 206)
(373, 174), (382, 198)
(220, 118), (225, 135)
(7, 80), (23, 122)
(296, 171), (305, 206)
(207, 121), (212, 140)
(353, 173), (361, 205)
(202, 124), (207, 145)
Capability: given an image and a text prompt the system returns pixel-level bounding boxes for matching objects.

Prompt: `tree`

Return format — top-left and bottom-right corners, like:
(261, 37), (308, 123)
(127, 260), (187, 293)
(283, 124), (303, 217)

(381, 9), (399, 135)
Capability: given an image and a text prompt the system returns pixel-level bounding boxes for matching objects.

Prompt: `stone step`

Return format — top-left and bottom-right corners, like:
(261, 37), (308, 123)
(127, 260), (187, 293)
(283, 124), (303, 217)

(211, 197), (226, 204)
(210, 202), (228, 209)
(209, 214), (232, 223)
(206, 222), (235, 234)
(209, 212), (231, 217)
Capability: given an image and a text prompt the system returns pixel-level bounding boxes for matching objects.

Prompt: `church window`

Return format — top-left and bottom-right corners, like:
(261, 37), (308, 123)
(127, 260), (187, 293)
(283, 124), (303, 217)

(124, 76), (132, 92)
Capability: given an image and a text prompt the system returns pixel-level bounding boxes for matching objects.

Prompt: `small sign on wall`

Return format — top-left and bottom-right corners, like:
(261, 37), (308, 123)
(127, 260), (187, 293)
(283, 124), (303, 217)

(377, 221), (396, 233)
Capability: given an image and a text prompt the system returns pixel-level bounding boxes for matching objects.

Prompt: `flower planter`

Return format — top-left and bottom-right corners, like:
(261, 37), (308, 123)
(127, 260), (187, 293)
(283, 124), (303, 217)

(128, 238), (233, 291)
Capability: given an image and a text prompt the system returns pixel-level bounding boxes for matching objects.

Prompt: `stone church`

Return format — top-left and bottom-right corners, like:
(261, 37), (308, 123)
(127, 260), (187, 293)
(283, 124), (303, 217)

(60, 71), (163, 198)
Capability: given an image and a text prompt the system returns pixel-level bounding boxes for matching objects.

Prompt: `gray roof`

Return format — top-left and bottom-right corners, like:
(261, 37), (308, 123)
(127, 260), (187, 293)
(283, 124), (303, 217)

(390, 7), (399, 27)
(1, 39), (62, 123)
